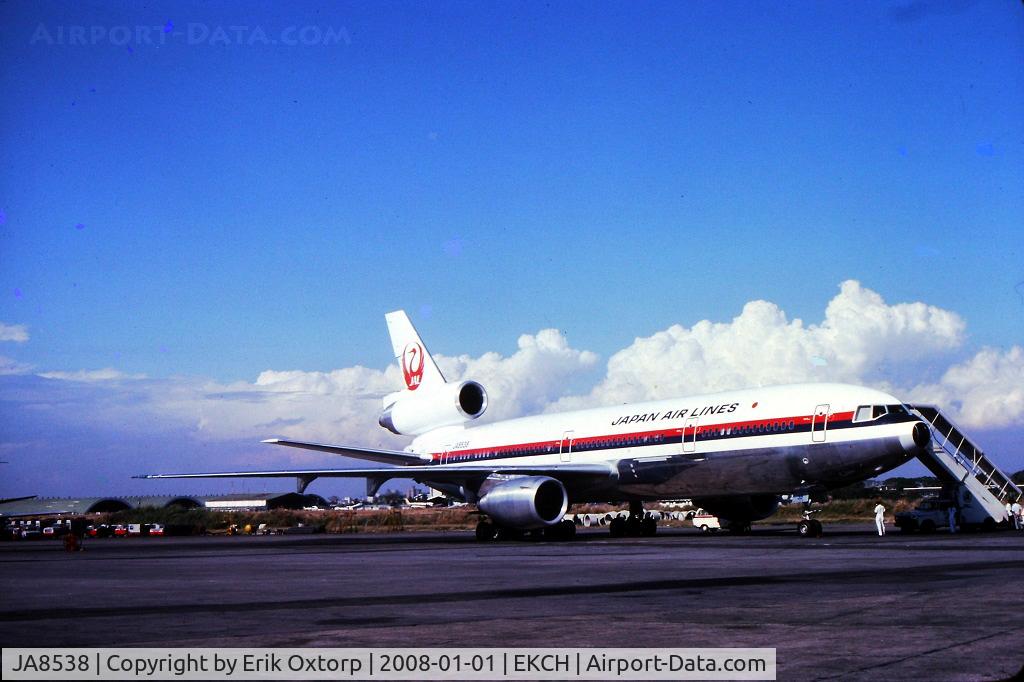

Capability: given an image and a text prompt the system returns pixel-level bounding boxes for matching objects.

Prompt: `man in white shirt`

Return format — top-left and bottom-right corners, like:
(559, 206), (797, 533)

(874, 502), (886, 536)
(1011, 500), (1022, 530)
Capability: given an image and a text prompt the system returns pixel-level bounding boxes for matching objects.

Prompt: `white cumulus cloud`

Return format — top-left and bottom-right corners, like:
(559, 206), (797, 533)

(552, 280), (967, 412)
(30, 329), (600, 455)
(0, 323), (28, 343)
(435, 329), (600, 421)
(38, 368), (146, 382)
(0, 355), (33, 375)
(906, 346), (1024, 429)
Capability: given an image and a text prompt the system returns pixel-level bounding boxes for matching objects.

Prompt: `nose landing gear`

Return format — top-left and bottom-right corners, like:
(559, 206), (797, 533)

(798, 507), (823, 538)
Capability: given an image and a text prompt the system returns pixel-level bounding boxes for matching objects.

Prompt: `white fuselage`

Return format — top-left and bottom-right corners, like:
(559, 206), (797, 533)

(406, 383), (925, 503)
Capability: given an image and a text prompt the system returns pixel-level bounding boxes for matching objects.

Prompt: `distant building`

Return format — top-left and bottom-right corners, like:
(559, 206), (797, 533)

(0, 492), (327, 518)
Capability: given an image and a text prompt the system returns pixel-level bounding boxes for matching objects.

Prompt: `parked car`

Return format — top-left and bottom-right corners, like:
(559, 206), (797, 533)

(691, 510), (721, 533)
(113, 524), (128, 537)
(87, 524), (113, 538)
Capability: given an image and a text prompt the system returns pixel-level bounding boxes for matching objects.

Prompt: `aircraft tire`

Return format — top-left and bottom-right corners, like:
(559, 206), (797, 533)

(562, 519), (577, 539)
(495, 526), (523, 541)
(609, 517), (626, 538)
(810, 520), (823, 537)
(640, 517), (657, 537)
(544, 519), (576, 541)
(797, 520), (811, 537)
(475, 520), (496, 542)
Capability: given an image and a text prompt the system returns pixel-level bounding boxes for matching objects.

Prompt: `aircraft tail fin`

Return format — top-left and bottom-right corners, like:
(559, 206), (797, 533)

(385, 310), (446, 393)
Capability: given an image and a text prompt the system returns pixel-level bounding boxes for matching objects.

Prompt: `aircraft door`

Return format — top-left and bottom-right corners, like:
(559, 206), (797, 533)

(560, 430), (574, 462)
(811, 404), (829, 442)
(683, 417), (698, 453)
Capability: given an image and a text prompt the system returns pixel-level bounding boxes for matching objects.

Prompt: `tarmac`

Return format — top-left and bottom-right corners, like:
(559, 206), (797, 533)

(1, 524), (1022, 681)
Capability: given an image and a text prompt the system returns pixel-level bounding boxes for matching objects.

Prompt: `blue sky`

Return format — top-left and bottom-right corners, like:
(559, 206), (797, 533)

(1, 1), (1022, 498)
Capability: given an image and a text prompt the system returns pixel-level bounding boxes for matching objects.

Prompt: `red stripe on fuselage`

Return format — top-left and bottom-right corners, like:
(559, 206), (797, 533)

(430, 411), (856, 461)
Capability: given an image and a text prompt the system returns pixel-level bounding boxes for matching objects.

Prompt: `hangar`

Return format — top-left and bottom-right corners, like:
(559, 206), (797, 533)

(0, 492), (328, 518)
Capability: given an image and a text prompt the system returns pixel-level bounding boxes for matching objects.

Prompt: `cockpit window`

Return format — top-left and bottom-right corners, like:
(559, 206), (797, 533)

(854, 404), (888, 422)
(854, 403), (909, 423)
(854, 402), (915, 423)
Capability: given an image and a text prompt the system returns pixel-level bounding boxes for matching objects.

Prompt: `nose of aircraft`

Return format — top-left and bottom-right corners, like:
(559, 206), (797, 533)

(900, 421), (932, 452)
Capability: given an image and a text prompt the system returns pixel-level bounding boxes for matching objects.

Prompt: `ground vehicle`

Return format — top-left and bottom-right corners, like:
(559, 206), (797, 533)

(692, 510), (721, 533)
(113, 524), (128, 537)
(895, 497), (952, 533)
(896, 484), (1000, 533)
(149, 524), (165, 536)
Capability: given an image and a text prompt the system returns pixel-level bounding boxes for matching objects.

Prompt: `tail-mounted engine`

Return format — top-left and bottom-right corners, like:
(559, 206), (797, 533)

(378, 380), (488, 436)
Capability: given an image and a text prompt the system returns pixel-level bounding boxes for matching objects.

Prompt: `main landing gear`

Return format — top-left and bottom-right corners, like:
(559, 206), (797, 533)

(797, 508), (824, 538)
(474, 518), (576, 542)
(608, 501), (658, 538)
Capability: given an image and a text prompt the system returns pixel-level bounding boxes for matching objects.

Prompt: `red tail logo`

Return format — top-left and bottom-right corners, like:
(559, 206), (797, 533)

(402, 342), (425, 390)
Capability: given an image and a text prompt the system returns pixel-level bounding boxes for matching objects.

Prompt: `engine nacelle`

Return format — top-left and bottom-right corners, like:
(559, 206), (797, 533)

(378, 380), (487, 436)
(478, 476), (568, 529)
(695, 494), (780, 525)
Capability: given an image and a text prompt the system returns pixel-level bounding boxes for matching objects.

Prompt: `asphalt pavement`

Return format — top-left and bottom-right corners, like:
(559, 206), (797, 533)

(2, 525), (1022, 680)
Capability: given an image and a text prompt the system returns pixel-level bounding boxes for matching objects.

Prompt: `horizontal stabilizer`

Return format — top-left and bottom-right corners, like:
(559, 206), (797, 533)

(260, 439), (430, 466)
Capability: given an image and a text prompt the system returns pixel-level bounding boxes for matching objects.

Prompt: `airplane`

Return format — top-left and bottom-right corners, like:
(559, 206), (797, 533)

(140, 310), (932, 540)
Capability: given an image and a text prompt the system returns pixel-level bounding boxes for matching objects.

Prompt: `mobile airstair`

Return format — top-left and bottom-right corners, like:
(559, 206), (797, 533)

(908, 404), (1022, 526)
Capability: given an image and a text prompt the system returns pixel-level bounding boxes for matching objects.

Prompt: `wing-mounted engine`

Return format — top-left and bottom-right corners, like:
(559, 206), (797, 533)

(378, 380), (488, 436)
(477, 475), (568, 529)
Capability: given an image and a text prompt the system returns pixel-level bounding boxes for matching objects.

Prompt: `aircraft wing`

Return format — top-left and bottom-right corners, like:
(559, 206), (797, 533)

(259, 438), (430, 466)
(135, 463), (616, 494)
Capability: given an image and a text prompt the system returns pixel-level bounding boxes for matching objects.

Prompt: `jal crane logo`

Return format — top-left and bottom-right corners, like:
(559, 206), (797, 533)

(402, 342), (425, 391)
